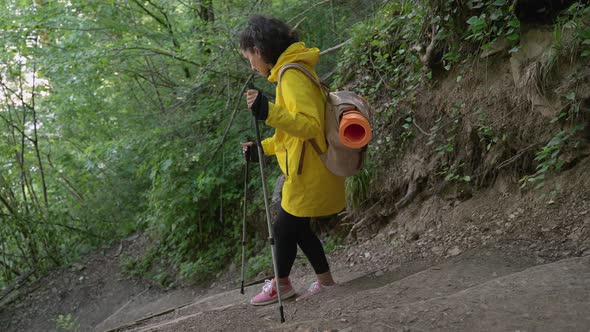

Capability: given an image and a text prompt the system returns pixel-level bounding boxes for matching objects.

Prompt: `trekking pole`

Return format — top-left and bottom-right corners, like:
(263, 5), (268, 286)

(240, 152), (249, 295)
(253, 115), (286, 323)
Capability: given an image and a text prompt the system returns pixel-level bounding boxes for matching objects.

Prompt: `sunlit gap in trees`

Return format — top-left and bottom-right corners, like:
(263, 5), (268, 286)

(0, 52), (50, 110)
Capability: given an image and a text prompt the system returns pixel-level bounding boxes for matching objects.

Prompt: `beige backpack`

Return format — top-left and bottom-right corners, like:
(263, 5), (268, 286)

(278, 63), (371, 177)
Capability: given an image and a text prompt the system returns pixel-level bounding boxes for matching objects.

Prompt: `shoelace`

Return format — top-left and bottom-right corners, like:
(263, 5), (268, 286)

(307, 281), (320, 292)
(262, 279), (273, 293)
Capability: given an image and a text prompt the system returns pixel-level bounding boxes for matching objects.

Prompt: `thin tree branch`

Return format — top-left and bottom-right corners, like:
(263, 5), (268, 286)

(16, 63), (31, 215)
(43, 221), (105, 239)
(206, 73), (255, 167)
(287, 0), (330, 24)
(46, 153), (85, 204)
(320, 39), (351, 55)
(37, 26), (111, 32)
(0, 269), (35, 301)
(413, 119), (432, 136)
(30, 47), (49, 208)
(496, 143), (539, 170)
(115, 46), (200, 66)
(0, 113), (34, 143)
(0, 193), (15, 215)
(130, 0), (167, 28)
(144, 56), (167, 113)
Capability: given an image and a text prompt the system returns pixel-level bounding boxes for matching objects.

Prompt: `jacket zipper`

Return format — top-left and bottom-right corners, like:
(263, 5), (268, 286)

(285, 149), (289, 176)
(297, 141), (306, 175)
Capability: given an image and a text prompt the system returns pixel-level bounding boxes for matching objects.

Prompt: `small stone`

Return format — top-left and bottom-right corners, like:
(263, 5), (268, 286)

(71, 263), (85, 272)
(431, 246), (443, 255)
(536, 257), (546, 264)
(448, 247), (462, 257)
(126, 233), (140, 241)
(340, 318), (348, 323)
(364, 252), (371, 259)
(375, 270), (384, 277)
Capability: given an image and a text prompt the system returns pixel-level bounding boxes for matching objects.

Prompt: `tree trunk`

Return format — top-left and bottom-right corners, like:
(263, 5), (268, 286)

(197, 0), (215, 22)
(30, 55), (49, 208)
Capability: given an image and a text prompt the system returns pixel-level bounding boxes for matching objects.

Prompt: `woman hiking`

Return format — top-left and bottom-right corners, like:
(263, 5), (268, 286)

(240, 15), (345, 306)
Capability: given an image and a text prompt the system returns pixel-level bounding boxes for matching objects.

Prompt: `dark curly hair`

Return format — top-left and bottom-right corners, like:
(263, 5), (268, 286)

(239, 15), (299, 65)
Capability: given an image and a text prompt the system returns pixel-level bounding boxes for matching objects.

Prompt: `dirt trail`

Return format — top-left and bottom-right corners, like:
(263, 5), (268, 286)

(102, 249), (589, 332)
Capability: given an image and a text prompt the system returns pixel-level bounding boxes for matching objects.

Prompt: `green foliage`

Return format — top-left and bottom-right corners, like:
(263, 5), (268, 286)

(423, 0), (523, 72)
(426, 103), (475, 184)
(519, 125), (584, 190)
(54, 313), (79, 332)
(554, 2), (590, 58)
(273, 0), (378, 76)
(427, 102), (463, 156)
(437, 162), (472, 183)
(552, 91), (584, 126)
(401, 115), (416, 139)
(345, 161), (374, 213)
(323, 235), (346, 253)
(120, 248), (157, 279)
(2, 0), (585, 291)
(244, 250), (273, 280)
(334, 1), (425, 97)
(478, 125), (498, 151)
(476, 112), (505, 151)
(521, 87), (586, 192)
(465, 0), (521, 49)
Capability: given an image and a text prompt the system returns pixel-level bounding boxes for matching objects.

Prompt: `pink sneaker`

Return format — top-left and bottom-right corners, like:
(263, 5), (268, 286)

(250, 279), (296, 306)
(296, 281), (336, 302)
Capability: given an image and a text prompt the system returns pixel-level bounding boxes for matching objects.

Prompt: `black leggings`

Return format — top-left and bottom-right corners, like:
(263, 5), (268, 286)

(273, 207), (330, 278)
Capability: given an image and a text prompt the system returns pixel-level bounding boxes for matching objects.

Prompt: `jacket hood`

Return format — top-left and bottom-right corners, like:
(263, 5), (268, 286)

(268, 42), (319, 83)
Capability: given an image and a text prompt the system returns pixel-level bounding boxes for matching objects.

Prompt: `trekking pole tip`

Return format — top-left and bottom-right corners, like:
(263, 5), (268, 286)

(279, 305), (285, 323)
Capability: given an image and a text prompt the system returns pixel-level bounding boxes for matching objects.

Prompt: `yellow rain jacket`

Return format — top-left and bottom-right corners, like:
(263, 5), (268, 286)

(261, 42), (345, 217)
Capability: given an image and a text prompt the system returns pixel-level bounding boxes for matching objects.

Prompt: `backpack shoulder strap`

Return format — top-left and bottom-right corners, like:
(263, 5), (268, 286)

(278, 63), (329, 95)
(277, 63), (331, 165)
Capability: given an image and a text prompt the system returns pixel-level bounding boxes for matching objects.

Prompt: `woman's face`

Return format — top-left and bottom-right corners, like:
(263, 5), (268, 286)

(242, 48), (272, 77)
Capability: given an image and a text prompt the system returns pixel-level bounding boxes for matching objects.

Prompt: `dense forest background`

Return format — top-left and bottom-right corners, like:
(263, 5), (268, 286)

(1, 0), (588, 291)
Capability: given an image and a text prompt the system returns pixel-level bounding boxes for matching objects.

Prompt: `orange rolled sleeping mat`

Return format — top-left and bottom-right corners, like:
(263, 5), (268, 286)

(338, 110), (372, 149)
